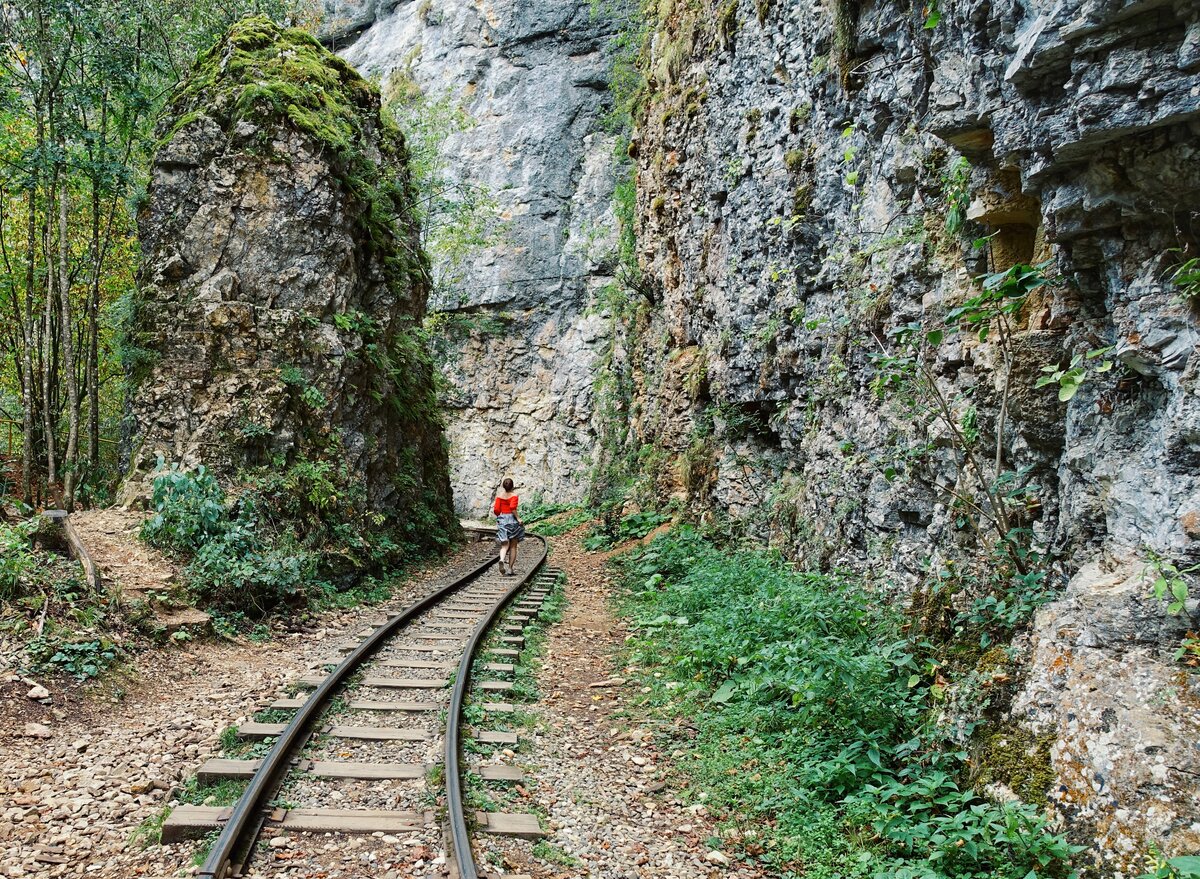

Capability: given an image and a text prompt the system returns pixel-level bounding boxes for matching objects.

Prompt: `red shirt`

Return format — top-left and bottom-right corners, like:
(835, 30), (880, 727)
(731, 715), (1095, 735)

(494, 495), (519, 515)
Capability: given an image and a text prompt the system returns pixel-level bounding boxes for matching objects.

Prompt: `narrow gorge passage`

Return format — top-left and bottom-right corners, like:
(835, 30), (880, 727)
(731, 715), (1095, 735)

(1, 1), (1198, 878)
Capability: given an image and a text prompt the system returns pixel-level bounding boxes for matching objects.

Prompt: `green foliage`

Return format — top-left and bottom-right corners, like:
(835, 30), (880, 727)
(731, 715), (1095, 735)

(29, 636), (120, 679)
(532, 841), (582, 867)
(140, 460), (317, 615)
(383, 71), (501, 294)
(1138, 853), (1200, 879)
(1166, 253), (1200, 302)
(943, 157), (971, 235)
(0, 518), (37, 601)
(583, 510), (668, 550)
(618, 528), (1078, 879)
(1034, 347), (1114, 402)
(141, 460), (229, 554)
(1142, 552), (1197, 616)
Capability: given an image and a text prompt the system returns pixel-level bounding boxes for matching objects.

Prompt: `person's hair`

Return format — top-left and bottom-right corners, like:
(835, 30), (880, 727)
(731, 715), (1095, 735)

(502, 478), (514, 492)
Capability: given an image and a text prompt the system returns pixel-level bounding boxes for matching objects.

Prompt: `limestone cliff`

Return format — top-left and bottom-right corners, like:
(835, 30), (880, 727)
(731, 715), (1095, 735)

(124, 17), (456, 548)
(617, 0), (1200, 869)
(330, 0), (620, 516)
(314, 0), (1198, 864)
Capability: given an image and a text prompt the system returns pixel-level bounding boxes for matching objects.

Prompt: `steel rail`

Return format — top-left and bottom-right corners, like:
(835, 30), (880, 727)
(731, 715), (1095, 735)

(444, 534), (548, 879)
(196, 549), (501, 879)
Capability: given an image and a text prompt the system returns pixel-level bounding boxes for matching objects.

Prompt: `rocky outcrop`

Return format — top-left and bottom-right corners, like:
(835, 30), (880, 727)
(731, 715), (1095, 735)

(617, 0), (1200, 866)
(124, 18), (455, 543)
(332, 0), (619, 516)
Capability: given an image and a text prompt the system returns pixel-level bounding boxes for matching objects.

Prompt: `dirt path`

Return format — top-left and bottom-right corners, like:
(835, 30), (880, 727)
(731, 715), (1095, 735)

(69, 509), (179, 602)
(1, 531), (761, 879)
(0, 541), (493, 879)
(479, 530), (765, 879)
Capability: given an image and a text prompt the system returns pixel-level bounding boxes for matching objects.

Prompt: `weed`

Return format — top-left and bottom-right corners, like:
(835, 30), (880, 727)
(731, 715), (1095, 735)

(532, 840), (581, 866)
(617, 528), (1079, 879)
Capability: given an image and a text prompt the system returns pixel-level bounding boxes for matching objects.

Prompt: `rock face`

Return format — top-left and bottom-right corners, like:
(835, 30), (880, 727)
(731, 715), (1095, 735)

(125, 18), (455, 539)
(614, 0), (1200, 867)
(332, 0), (619, 516)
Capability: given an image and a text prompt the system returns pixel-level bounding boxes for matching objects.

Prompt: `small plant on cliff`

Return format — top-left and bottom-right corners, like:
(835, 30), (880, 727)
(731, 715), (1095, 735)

(870, 262), (1054, 570)
(943, 156), (971, 235)
(1142, 551), (1196, 616)
(1034, 346), (1114, 401)
(1165, 253), (1200, 303)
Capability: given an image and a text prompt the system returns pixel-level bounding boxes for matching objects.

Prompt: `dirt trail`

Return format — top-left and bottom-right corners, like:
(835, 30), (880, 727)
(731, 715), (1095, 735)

(68, 509), (179, 603)
(481, 530), (765, 879)
(0, 542), (492, 879)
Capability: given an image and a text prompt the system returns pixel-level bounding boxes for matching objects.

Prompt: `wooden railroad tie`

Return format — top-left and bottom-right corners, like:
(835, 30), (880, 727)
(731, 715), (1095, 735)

(162, 806), (435, 843)
(474, 811), (546, 839)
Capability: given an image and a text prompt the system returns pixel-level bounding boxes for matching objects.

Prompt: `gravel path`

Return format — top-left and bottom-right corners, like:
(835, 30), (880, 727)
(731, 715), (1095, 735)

(470, 531), (766, 879)
(0, 540), (494, 879)
(3, 531), (763, 879)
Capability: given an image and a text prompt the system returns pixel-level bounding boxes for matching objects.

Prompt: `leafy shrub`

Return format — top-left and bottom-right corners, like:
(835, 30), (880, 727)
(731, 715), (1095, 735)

(140, 462), (316, 615)
(0, 519), (37, 601)
(29, 637), (119, 679)
(618, 528), (1077, 879)
(583, 509), (668, 550)
(141, 461), (230, 554)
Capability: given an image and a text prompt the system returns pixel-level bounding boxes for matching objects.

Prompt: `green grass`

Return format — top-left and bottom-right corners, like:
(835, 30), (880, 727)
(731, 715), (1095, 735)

(532, 840), (582, 866)
(615, 526), (1077, 879)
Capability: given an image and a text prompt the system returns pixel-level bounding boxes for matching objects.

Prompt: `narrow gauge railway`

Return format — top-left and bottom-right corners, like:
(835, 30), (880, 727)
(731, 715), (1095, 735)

(160, 535), (558, 879)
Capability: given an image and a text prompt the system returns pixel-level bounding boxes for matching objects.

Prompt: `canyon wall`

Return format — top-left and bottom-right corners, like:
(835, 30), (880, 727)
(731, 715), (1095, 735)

(125, 18), (455, 540)
(329, 0), (620, 516)
(319, 0), (1199, 865)
(620, 0), (1200, 869)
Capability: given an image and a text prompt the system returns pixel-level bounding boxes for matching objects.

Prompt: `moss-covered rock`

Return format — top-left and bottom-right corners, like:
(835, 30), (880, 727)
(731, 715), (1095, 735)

(124, 16), (457, 580)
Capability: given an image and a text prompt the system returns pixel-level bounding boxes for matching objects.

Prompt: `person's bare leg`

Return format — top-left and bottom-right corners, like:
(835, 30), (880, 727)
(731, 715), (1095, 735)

(499, 541), (509, 572)
(510, 541), (519, 572)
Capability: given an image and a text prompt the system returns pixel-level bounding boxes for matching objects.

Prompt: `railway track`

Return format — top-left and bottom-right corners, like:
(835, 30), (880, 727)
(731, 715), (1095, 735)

(161, 535), (559, 878)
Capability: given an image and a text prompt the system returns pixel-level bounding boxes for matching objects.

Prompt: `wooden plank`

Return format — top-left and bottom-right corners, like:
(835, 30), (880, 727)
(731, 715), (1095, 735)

(270, 697), (308, 710)
(477, 681), (513, 691)
(500, 636), (524, 646)
(308, 761), (426, 780)
(362, 676), (448, 689)
(482, 702), (514, 713)
(490, 649), (520, 658)
(474, 812), (546, 839)
(502, 625), (524, 635)
(423, 622), (475, 631)
(474, 730), (519, 745)
(377, 659), (456, 670)
(414, 634), (464, 642)
(280, 808), (431, 833)
(197, 758), (260, 783)
(437, 611), (483, 619)
(328, 725), (429, 741)
(161, 805), (232, 843)
(238, 722), (286, 738)
(483, 663), (515, 673)
(478, 764), (525, 782)
(296, 674), (330, 688)
(347, 700), (440, 712)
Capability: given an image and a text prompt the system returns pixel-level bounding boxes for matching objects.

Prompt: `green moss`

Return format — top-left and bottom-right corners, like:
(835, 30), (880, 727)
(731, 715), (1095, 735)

(789, 103), (812, 132)
(972, 723), (1057, 806)
(784, 148), (807, 173)
(163, 17), (424, 297)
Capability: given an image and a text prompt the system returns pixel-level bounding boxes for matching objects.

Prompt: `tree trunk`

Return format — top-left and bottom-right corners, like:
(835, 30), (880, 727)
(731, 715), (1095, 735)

(59, 182), (80, 510)
(41, 185), (56, 491)
(21, 189), (37, 505)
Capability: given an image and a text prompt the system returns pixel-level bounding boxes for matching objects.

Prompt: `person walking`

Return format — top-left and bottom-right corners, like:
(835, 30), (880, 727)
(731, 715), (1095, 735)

(493, 477), (525, 575)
